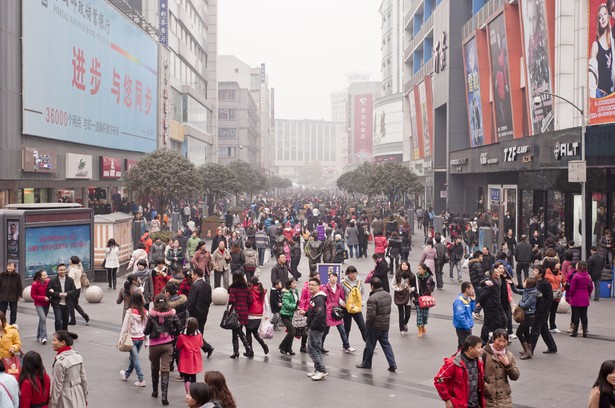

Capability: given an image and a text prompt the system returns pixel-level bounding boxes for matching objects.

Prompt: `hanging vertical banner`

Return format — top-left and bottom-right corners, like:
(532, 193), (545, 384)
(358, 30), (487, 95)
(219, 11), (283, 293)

(408, 89), (420, 160)
(418, 80), (432, 158)
(488, 13), (514, 141)
(520, 0), (554, 134)
(464, 37), (485, 147)
(588, 1), (615, 124)
(158, 0), (169, 48)
(353, 94), (374, 160)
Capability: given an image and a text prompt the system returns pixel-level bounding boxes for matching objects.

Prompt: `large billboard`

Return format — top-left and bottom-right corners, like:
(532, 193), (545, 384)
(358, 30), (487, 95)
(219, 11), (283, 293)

(588, 1), (615, 124)
(23, 0), (158, 152)
(464, 37), (485, 147)
(521, 0), (554, 134)
(488, 14), (514, 141)
(418, 80), (433, 158)
(25, 225), (91, 279)
(408, 90), (420, 160)
(353, 94), (374, 160)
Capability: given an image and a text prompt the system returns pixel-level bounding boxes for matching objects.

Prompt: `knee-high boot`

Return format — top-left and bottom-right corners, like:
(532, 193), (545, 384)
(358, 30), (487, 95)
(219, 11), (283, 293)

(160, 372), (170, 406)
(230, 333), (240, 359)
(202, 340), (214, 358)
(151, 370), (159, 398)
(255, 334), (269, 354)
(240, 330), (253, 357)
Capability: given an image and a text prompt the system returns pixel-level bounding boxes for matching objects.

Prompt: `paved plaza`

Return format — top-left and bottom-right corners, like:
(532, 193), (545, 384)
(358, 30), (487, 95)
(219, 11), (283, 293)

(15, 235), (614, 407)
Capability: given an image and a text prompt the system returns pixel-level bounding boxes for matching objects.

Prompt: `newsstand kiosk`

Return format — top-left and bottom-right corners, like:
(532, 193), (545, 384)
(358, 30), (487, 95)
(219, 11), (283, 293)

(0, 203), (94, 287)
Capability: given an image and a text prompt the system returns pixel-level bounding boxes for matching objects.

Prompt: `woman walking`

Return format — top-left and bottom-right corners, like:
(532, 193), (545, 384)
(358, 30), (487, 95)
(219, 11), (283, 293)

(510, 277), (541, 360)
(67, 256), (90, 326)
(31, 270), (51, 344)
(414, 263), (435, 338)
(0, 311), (22, 359)
(245, 277), (270, 356)
(227, 274), (253, 359)
(419, 239), (437, 276)
(387, 232), (402, 274)
(105, 238), (121, 290)
(116, 274), (140, 320)
(544, 259), (564, 333)
(482, 329), (520, 407)
(228, 243), (245, 276)
(568, 261), (593, 337)
(392, 261), (416, 335)
(119, 292), (148, 387)
(144, 294), (181, 406)
(19, 350), (50, 407)
(278, 278), (299, 355)
(341, 266), (367, 342)
(175, 318), (203, 396)
(50, 331), (87, 408)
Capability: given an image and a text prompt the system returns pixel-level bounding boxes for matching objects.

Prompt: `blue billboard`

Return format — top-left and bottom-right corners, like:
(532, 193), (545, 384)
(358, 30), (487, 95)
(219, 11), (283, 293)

(25, 225), (91, 279)
(23, 0), (158, 152)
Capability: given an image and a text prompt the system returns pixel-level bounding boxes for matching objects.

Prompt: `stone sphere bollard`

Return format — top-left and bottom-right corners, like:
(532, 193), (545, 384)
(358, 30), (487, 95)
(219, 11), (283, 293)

(84, 286), (104, 303)
(557, 298), (570, 314)
(212, 287), (229, 305)
(22, 286), (33, 302)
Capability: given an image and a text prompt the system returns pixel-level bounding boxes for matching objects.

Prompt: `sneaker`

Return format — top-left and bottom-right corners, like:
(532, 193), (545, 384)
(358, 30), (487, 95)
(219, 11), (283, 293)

(307, 371), (316, 377)
(134, 381), (146, 387)
(344, 347), (356, 353)
(549, 328), (561, 333)
(120, 370), (128, 381)
(41, 338), (47, 345)
(311, 371), (326, 381)
(509, 334), (517, 339)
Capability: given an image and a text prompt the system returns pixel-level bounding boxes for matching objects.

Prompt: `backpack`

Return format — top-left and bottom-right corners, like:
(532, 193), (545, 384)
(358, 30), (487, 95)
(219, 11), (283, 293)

(343, 281), (362, 314)
(244, 249), (258, 267)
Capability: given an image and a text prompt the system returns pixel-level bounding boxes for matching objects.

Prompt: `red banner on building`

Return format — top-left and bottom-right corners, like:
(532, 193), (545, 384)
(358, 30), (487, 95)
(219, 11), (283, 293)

(100, 156), (122, 179)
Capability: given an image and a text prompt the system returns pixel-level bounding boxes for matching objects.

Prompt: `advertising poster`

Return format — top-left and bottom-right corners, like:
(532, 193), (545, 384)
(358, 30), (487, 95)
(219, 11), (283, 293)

(408, 90), (420, 160)
(353, 94), (374, 160)
(25, 225), (91, 278)
(7, 220), (20, 273)
(316, 263), (341, 286)
(488, 14), (514, 141)
(23, 0), (158, 152)
(588, 1), (615, 124)
(521, 0), (554, 134)
(464, 37), (485, 147)
(418, 81), (432, 158)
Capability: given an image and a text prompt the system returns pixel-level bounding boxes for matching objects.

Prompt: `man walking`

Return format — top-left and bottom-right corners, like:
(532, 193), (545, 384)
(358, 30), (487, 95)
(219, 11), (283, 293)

(186, 268), (214, 357)
(434, 236), (447, 289)
(515, 235), (532, 288)
(529, 265), (557, 355)
(47, 263), (76, 331)
(356, 277), (397, 372)
(434, 335), (485, 408)
(305, 277), (327, 381)
(588, 246), (604, 301)
(453, 282), (475, 349)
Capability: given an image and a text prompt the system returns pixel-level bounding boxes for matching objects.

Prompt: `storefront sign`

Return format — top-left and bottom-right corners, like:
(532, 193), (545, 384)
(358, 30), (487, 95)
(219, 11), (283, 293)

(125, 159), (138, 173)
(22, 147), (57, 173)
(553, 141), (580, 160)
(490, 188), (501, 202)
(170, 120), (185, 142)
(423, 160), (434, 171)
(100, 157), (122, 179)
(450, 158), (469, 166)
(433, 32), (447, 74)
(65, 153), (92, 179)
(480, 152), (499, 165)
(503, 145), (531, 162)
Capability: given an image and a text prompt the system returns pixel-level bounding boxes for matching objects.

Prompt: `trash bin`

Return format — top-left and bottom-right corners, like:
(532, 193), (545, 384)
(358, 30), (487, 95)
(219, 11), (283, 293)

(600, 279), (613, 298)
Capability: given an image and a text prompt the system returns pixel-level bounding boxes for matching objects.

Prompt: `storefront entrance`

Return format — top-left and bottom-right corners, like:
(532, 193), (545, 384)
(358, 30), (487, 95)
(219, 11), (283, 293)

(488, 184), (518, 248)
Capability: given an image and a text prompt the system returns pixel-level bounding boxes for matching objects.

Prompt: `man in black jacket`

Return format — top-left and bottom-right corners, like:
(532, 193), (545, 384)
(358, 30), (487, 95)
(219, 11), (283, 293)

(588, 246), (604, 301)
(186, 268), (214, 357)
(481, 246), (495, 273)
(515, 235), (532, 288)
(305, 277), (327, 381)
(47, 263), (76, 331)
(434, 236), (447, 289)
(478, 264), (506, 344)
(371, 254), (390, 293)
(0, 262), (23, 325)
(270, 254), (291, 287)
(529, 265), (557, 354)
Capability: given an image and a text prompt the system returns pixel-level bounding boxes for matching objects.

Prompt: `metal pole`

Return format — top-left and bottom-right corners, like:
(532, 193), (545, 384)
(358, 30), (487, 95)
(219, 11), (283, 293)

(581, 85), (587, 261)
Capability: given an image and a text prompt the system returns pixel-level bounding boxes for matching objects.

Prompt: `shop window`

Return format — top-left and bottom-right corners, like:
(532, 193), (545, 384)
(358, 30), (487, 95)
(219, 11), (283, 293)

(519, 190), (533, 238)
(547, 190), (565, 240)
(592, 192), (608, 247)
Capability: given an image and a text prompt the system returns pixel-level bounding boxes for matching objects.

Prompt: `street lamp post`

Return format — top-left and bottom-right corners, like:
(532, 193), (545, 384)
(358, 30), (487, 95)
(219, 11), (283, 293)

(533, 86), (587, 260)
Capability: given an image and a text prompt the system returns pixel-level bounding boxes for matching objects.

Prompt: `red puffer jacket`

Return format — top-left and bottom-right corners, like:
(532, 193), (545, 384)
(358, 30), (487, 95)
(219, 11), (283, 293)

(374, 235), (388, 255)
(247, 286), (267, 316)
(434, 351), (485, 408)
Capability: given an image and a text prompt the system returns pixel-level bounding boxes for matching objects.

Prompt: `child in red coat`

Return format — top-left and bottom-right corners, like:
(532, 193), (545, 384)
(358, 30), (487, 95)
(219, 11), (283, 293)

(176, 317), (203, 395)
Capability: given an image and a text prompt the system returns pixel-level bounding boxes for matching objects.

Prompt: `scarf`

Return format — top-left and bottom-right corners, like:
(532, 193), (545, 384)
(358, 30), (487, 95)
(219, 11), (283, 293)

(489, 343), (507, 358)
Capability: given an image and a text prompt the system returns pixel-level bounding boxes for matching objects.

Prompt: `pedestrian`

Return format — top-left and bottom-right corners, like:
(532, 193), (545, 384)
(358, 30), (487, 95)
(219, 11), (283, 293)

(136, 259), (155, 307)
(479, 263), (507, 344)
(414, 263), (436, 338)
(588, 246), (604, 301)
(47, 264), (76, 332)
(371, 253), (390, 292)
(453, 282), (476, 349)
(165, 240), (184, 273)
(392, 261), (416, 335)
(449, 237), (465, 282)
(345, 221), (359, 258)
(67, 256), (89, 326)
(529, 265), (558, 355)
(433, 236), (448, 289)
(31, 270), (51, 345)
(0, 262), (22, 325)
(0, 359), (19, 406)
(128, 242), (149, 274)
(373, 232), (388, 257)
(341, 266), (367, 342)
(588, 360), (615, 408)
(269, 280), (283, 331)
(568, 260), (593, 338)
(386, 231), (402, 274)
(191, 241), (212, 285)
(515, 235), (532, 288)
(228, 243), (245, 276)
(203, 371), (237, 408)
(227, 274), (253, 359)
(510, 277), (540, 360)
(185, 382), (216, 408)
(144, 294), (182, 406)
(243, 241), (259, 282)
(482, 329), (520, 407)
(278, 278), (299, 356)
(211, 241), (231, 289)
(105, 238), (121, 290)
(119, 292), (148, 387)
(116, 274), (139, 321)
(321, 271), (354, 354)
(544, 259), (564, 334)
(245, 277), (270, 356)
(270, 254), (291, 287)
(468, 251), (485, 319)
(49, 331), (87, 408)
(434, 335), (485, 408)
(19, 350), (50, 408)
(420, 239), (438, 283)
(185, 268), (214, 358)
(305, 276), (328, 381)
(176, 317), (203, 396)
(355, 277), (397, 372)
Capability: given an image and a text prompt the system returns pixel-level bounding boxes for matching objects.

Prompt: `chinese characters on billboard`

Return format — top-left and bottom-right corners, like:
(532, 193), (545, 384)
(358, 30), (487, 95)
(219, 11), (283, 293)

(353, 94), (373, 161)
(407, 90), (420, 160)
(488, 14), (514, 141)
(418, 81), (432, 158)
(463, 37), (485, 147)
(521, 0), (554, 134)
(23, 0), (158, 152)
(588, 1), (615, 124)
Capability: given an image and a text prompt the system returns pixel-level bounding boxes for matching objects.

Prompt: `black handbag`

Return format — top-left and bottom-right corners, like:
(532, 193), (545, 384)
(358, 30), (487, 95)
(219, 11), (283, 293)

(220, 305), (240, 330)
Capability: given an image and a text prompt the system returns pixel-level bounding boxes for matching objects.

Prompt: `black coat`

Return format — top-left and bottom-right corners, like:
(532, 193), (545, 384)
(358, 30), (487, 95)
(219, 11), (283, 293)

(479, 277), (504, 313)
(468, 259), (485, 287)
(373, 259), (390, 293)
(535, 278), (553, 317)
(588, 253), (604, 281)
(186, 278), (212, 320)
(0, 272), (23, 302)
(515, 241), (532, 263)
(47, 275), (77, 307)
(306, 293), (327, 331)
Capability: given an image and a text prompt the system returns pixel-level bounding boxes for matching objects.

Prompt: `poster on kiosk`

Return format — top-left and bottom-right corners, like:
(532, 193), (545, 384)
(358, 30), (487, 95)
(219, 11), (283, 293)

(1, 204), (94, 286)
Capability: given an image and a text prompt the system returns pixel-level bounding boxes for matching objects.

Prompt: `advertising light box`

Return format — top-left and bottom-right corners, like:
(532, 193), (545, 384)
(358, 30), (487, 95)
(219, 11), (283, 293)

(22, 0), (158, 152)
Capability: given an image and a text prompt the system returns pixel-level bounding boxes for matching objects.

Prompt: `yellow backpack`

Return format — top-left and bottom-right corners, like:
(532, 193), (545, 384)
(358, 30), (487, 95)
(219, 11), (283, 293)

(343, 281), (362, 314)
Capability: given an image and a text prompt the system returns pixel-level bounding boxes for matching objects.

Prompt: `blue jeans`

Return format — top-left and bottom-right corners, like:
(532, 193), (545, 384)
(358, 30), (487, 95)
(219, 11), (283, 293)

(257, 248), (266, 266)
(307, 329), (326, 373)
(360, 328), (396, 369)
(348, 245), (358, 258)
(125, 339), (144, 381)
(323, 324), (350, 350)
(35, 305), (49, 341)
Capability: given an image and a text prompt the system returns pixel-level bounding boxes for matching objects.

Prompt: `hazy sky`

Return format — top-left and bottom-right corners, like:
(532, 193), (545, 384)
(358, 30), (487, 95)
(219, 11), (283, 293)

(218, 0), (382, 121)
